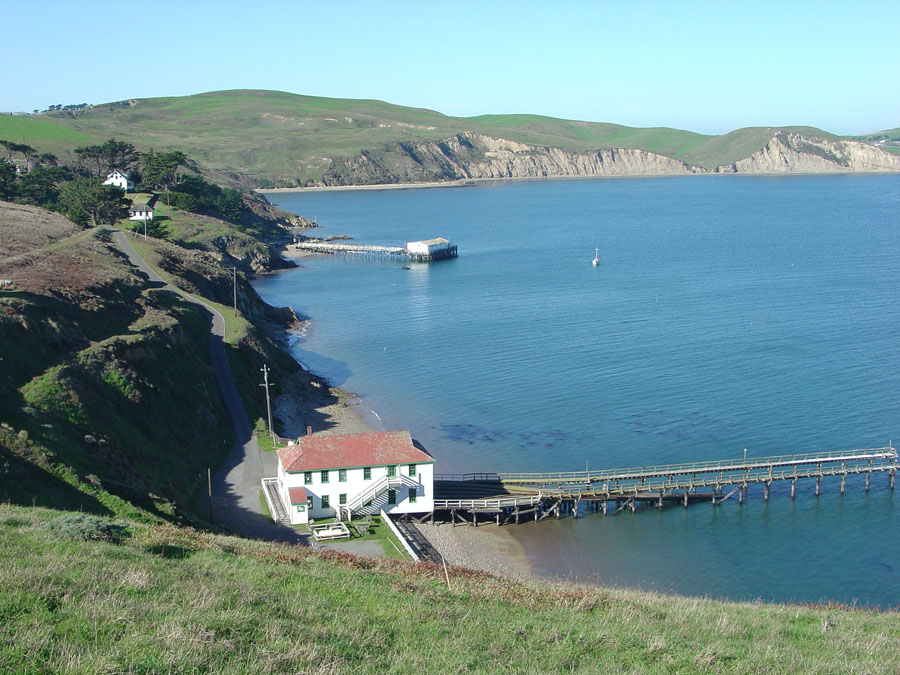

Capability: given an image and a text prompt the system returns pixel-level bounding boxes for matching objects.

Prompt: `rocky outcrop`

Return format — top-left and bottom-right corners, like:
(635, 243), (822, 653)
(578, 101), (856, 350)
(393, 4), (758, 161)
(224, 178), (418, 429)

(717, 132), (900, 174)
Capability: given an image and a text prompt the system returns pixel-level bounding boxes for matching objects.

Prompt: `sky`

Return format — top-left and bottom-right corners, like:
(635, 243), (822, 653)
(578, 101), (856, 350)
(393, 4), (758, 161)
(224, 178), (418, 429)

(3, 0), (897, 135)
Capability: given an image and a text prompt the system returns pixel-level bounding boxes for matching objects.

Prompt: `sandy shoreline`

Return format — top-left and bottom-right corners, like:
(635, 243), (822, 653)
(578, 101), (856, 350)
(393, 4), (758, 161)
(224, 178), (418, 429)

(257, 179), (475, 194)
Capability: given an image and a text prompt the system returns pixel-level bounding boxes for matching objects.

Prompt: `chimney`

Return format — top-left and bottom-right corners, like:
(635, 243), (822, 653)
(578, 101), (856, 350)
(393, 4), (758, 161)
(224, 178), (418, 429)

(306, 426), (312, 437)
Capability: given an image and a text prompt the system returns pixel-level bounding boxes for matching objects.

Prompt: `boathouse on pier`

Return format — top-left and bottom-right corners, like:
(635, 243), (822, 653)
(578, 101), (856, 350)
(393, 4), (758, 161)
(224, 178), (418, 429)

(405, 238), (458, 261)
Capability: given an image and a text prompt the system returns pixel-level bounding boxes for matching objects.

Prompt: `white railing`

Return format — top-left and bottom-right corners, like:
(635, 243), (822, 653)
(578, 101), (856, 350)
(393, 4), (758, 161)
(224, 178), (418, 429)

(381, 510), (419, 562)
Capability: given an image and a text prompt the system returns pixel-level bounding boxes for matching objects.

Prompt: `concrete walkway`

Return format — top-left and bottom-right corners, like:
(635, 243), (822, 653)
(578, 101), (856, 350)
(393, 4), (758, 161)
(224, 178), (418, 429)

(111, 229), (303, 544)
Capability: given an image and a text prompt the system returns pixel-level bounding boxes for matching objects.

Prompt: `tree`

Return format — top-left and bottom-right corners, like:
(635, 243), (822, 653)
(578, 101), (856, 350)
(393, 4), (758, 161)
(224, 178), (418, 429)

(99, 139), (138, 172)
(17, 166), (73, 206)
(0, 160), (16, 201)
(58, 178), (128, 226)
(142, 151), (186, 206)
(37, 152), (59, 167)
(74, 144), (105, 178)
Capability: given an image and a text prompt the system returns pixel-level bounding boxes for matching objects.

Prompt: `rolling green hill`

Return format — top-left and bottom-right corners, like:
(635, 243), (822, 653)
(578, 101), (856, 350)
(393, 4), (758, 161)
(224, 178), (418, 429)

(0, 90), (867, 187)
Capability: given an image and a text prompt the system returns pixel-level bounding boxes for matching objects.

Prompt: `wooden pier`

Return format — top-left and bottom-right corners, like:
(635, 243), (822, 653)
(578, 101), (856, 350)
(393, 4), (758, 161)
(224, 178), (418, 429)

(294, 237), (457, 262)
(421, 445), (897, 526)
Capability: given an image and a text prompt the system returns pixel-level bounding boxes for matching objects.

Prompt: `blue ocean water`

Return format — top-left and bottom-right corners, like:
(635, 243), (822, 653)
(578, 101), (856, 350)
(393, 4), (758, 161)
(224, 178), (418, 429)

(254, 175), (900, 606)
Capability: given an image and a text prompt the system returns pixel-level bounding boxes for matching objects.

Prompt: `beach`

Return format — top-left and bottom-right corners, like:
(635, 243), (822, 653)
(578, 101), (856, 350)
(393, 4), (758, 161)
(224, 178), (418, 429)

(257, 179), (475, 195)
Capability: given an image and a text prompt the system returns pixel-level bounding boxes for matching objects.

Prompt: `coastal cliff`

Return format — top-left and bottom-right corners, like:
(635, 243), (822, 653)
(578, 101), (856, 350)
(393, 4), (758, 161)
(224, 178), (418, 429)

(715, 131), (900, 173)
(322, 132), (699, 184)
(321, 130), (900, 186)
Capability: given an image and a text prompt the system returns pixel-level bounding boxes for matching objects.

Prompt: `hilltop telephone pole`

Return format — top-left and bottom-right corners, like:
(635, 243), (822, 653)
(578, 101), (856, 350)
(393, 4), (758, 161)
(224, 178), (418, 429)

(260, 364), (274, 440)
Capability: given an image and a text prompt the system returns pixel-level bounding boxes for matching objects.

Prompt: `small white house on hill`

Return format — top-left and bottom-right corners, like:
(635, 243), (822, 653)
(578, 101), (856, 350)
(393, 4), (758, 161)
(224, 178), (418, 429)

(103, 170), (134, 192)
(129, 195), (157, 222)
(269, 430), (435, 525)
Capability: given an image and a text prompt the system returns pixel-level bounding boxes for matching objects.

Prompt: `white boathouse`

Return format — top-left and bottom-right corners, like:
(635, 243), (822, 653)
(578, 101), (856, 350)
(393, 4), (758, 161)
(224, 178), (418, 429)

(405, 238), (458, 261)
(267, 430), (435, 525)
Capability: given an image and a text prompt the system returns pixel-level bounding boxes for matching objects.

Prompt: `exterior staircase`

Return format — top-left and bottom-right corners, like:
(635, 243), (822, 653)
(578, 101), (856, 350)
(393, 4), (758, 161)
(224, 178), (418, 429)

(261, 478), (290, 524)
(338, 475), (405, 522)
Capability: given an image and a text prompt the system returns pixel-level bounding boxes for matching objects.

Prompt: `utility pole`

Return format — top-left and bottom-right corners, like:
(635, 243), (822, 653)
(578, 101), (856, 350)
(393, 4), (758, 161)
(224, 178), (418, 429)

(260, 364), (274, 440)
(225, 267), (237, 317)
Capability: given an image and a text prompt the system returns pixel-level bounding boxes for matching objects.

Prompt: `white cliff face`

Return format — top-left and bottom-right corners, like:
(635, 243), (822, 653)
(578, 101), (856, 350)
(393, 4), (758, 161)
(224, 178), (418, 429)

(394, 132), (700, 180)
(717, 132), (900, 174)
(321, 131), (900, 185)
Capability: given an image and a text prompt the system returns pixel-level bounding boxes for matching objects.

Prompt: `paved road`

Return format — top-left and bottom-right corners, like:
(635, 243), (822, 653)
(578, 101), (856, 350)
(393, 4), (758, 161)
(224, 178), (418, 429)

(112, 229), (302, 544)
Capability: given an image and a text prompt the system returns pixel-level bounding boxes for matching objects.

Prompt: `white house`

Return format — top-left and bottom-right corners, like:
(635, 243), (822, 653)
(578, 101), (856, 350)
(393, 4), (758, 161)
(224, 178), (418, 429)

(273, 430), (435, 525)
(129, 195), (157, 222)
(103, 170), (134, 192)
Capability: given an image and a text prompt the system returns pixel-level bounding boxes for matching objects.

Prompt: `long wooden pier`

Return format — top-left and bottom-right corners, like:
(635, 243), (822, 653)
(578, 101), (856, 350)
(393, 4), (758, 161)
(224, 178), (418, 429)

(423, 445), (897, 526)
(294, 237), (458, 262)
(294, 241), (408, 257)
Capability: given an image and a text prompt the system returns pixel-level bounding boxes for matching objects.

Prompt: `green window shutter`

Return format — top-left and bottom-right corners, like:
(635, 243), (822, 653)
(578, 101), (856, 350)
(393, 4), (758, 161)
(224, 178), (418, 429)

(321, 470), (329, 484)
(339, 493), (347, 505)
(339, 469), (347, 482)
(408, 488), (417, 504)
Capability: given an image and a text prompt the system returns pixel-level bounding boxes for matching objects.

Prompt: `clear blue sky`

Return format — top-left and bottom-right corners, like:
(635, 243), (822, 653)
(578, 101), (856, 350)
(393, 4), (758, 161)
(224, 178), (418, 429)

(3, 0), (897, 135)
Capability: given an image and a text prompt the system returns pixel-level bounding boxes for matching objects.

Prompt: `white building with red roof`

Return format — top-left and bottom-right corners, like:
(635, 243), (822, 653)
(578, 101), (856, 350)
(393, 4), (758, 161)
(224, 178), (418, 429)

(271, 430), (435, 525)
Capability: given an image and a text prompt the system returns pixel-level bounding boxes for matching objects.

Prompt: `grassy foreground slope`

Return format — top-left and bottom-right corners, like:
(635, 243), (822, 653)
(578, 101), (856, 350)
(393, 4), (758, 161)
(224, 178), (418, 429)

(2, 90), (847, 185)
(2, 504), (899, 674)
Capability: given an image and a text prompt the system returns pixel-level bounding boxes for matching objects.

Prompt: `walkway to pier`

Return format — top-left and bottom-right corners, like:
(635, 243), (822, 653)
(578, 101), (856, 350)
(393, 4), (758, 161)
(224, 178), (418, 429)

(294, 241), (407, 257)
(422, 446), (897, 526)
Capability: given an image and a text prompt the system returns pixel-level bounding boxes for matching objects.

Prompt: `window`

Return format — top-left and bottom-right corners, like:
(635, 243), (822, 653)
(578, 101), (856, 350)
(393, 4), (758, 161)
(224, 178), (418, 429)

(387, 489), (396, 505)
(321, 495), (330, 509)
(408, 464), (416, 477)
(408, 488), (417, 504)
(339, 469), (347, 483)
(339, 493), (347, 505)
(387, 465), (396, 478)
(304, 471), (312, 485)
(364, 500), (372, 507)
(363, 467), (371, 480)
(306, 497), (313, 509)
(321, 470), (329, 484)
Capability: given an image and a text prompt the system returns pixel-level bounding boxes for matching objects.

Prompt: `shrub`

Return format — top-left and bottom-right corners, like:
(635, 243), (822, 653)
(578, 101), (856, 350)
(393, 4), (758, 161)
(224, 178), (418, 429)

(41, 512), (130, 543)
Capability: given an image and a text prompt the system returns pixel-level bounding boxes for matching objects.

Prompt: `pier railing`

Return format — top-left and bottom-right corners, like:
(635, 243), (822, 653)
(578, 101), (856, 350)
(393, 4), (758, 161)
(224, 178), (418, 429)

(495, 446), (896, 487)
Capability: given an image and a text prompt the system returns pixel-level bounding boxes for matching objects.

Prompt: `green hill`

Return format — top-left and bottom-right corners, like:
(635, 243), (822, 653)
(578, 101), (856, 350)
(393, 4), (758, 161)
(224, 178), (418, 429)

(2, 503), (899, 673)
(0, 201), (300, 522)
(0, 90), (855, 187)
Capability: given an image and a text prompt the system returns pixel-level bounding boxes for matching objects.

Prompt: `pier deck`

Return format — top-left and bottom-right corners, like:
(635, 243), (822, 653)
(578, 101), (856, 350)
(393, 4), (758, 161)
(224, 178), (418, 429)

(419, 446), (897, 525)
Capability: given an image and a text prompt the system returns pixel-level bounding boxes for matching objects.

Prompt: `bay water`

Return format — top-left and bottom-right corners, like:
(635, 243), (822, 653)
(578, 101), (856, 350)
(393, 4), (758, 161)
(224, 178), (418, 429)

(254, 175), (900, 606)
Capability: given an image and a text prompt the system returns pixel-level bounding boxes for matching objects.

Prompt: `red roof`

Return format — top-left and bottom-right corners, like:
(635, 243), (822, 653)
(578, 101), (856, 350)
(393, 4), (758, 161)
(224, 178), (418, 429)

(288, 487), (307, 505)
(277, 430), (434, 473)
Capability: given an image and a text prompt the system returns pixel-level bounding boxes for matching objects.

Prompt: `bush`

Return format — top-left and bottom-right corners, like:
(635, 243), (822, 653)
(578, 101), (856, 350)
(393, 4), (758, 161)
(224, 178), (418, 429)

(41, 512), (130, 543)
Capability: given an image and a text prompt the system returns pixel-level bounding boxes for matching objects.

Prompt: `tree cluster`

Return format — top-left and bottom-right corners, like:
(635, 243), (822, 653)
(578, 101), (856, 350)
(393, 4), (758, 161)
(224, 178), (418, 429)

(1, 138), (249, 230)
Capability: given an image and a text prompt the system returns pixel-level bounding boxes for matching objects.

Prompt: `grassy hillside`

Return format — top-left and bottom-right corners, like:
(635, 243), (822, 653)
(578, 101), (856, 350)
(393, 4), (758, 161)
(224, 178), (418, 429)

(2, 90), (854, 186)
(2, 503), (899, 673)
(0, 201), (306, 522)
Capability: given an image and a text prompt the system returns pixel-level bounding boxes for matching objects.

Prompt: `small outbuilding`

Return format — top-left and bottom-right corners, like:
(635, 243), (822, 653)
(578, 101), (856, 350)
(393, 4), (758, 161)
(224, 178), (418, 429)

(129, 195), (157, 222)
